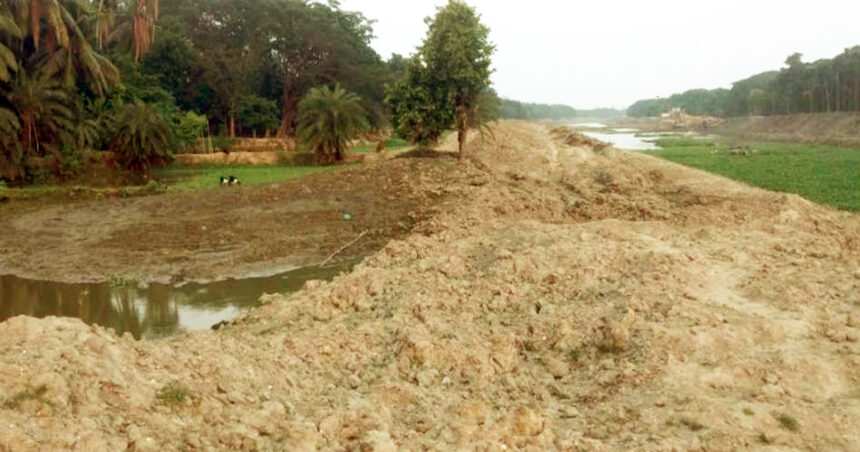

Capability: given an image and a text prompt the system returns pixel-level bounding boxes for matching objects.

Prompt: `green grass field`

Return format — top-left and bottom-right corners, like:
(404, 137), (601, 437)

(649, 137), (860, 211)
(153, 164), (340, 191)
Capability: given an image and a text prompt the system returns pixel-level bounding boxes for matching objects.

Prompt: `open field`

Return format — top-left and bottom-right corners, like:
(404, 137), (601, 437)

(0, 153), (464, 284)
(153, 164), (341, 192)
(650, 136), (860, 211)
(1, 121), (859, 450)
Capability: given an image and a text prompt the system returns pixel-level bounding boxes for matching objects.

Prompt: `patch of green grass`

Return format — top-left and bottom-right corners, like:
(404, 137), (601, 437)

(353, 140), (412, 154)
(777, 413), (800, 432)
(386, 137), (409, 147)
(649, 138), (860, 211)
(154, 164), (340, 191)
(156, 381), (189, 406)
(353, 144), (377, 154)
(742, 407), (755, 416)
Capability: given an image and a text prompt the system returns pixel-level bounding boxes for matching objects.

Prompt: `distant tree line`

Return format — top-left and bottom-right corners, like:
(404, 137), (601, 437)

(500, 99), (576, 119)
(575, 107), (626, 118)
(628, 47), (860, 118)
(499, 99), (624, 120)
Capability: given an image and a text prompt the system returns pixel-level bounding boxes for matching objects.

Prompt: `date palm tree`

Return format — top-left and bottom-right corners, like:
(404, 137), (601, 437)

(3, 70), (72, 156)
(110, 101), (173, 171)
(297, 85), (367, 165)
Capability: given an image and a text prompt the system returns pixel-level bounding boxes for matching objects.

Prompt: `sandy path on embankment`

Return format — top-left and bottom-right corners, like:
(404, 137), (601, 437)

(1, 121), (859, 450)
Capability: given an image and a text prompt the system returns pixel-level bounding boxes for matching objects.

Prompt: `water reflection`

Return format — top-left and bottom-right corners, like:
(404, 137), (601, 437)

(0, 261), (357, 339)
(581, 131), (660, 151)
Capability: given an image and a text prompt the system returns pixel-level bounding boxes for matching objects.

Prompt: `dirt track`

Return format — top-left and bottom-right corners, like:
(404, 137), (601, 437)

(2, 121), (860, 450)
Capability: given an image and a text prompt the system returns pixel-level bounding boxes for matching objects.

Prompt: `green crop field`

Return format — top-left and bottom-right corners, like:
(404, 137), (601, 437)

(649, 137), (860, 211)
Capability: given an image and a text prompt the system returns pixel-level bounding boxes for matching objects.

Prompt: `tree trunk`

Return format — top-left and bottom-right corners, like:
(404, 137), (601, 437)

(457, 103), (467, 160)
(855, 81), (860, 112)
(228, 116), (235, 139)
(278, 86), (301, 138)
(836, 70), (841, 111)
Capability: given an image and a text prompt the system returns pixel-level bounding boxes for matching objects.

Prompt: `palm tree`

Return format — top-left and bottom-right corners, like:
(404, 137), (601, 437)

(110, 101), (173, 171)
(0, 107), (22, 180)
(106, 0), (159, 62)
(132, 0), (159, 62)
(297, 85), (367, 165)
(11, 0), (85, 51)
(5, 0), (118, 95)
(3, 71), (72, 156)
(95, 0), (115, 51)
(0, 7), (21, 82)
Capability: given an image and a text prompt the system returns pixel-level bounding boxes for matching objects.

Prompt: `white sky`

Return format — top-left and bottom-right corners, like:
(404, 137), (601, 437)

(338, 0), (860, 110)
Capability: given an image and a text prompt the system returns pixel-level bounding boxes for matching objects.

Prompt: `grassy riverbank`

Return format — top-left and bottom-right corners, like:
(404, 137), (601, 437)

(650, 137), (860, 211)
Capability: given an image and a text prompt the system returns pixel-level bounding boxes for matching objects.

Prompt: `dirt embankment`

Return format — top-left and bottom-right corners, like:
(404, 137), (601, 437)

(614, 112), (860, 145)
(2, 121), (860, 450)
(0, 155), (467, 284)
(713, 113), (860, 145)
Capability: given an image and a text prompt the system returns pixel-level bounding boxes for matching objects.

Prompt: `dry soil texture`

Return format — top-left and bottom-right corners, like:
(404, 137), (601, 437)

(2, 121), (860, 451)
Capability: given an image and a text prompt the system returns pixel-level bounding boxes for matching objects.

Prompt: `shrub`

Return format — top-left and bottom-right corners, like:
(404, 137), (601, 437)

(174, 111), (208, 152)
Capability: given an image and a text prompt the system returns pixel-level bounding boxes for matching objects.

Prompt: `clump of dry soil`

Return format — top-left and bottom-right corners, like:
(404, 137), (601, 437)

(1, 121), (859, 450)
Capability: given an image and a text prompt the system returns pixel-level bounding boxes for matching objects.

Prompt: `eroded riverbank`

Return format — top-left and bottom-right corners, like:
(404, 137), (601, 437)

(2, 122), (859, 450)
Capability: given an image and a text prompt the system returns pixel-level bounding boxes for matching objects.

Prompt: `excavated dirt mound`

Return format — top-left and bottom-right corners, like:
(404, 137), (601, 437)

(1, 121), (859, 450)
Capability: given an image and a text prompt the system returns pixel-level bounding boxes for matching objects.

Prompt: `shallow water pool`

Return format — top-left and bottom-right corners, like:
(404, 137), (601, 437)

(0, 261), (357, 339)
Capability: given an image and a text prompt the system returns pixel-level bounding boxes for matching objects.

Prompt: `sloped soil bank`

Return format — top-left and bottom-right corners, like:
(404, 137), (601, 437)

(2, 121), (860, 450)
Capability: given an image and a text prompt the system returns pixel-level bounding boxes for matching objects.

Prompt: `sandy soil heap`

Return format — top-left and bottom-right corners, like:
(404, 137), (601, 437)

(1, 121), (859, 450)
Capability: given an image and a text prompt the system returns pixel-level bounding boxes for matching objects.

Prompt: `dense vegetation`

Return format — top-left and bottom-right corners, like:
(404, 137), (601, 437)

(499, 99), (576, 119)
(650, 136), (860, 211)
(0, 0), (412, 186)
(386, 1), (494, 157)
(628, 47), (860, 118)
(498, 100), (625, 120)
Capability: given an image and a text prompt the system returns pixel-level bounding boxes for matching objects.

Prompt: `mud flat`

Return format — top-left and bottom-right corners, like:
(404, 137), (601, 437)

(1, 121), (859, 450)
(0, 154), (465, 284)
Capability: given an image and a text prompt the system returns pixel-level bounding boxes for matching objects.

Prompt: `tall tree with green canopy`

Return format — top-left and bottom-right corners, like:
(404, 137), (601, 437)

(421, 0), (494, 158)
(297, 84), (367, 165)
(387, 0), (494, 158)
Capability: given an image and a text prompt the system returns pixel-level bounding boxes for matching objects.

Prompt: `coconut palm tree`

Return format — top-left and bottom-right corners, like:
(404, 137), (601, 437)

(0, 6), (21, 82)
(105, 0), (159, 62)
(4, 0), (118, 95)
(297, 85), (367, 165)
(95, 0), (115, 51)
(110, 101), (172, 171)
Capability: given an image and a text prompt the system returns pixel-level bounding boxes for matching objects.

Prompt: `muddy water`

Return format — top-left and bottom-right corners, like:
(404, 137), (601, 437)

(0, 261), (357, 339)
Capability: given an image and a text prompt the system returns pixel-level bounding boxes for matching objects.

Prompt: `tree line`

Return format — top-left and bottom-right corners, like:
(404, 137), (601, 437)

(628, 47), (860, 118)
(1, 0), (500, 185)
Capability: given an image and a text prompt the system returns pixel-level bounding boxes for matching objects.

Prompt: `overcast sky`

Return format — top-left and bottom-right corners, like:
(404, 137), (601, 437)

(338, 0), (860, 110)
